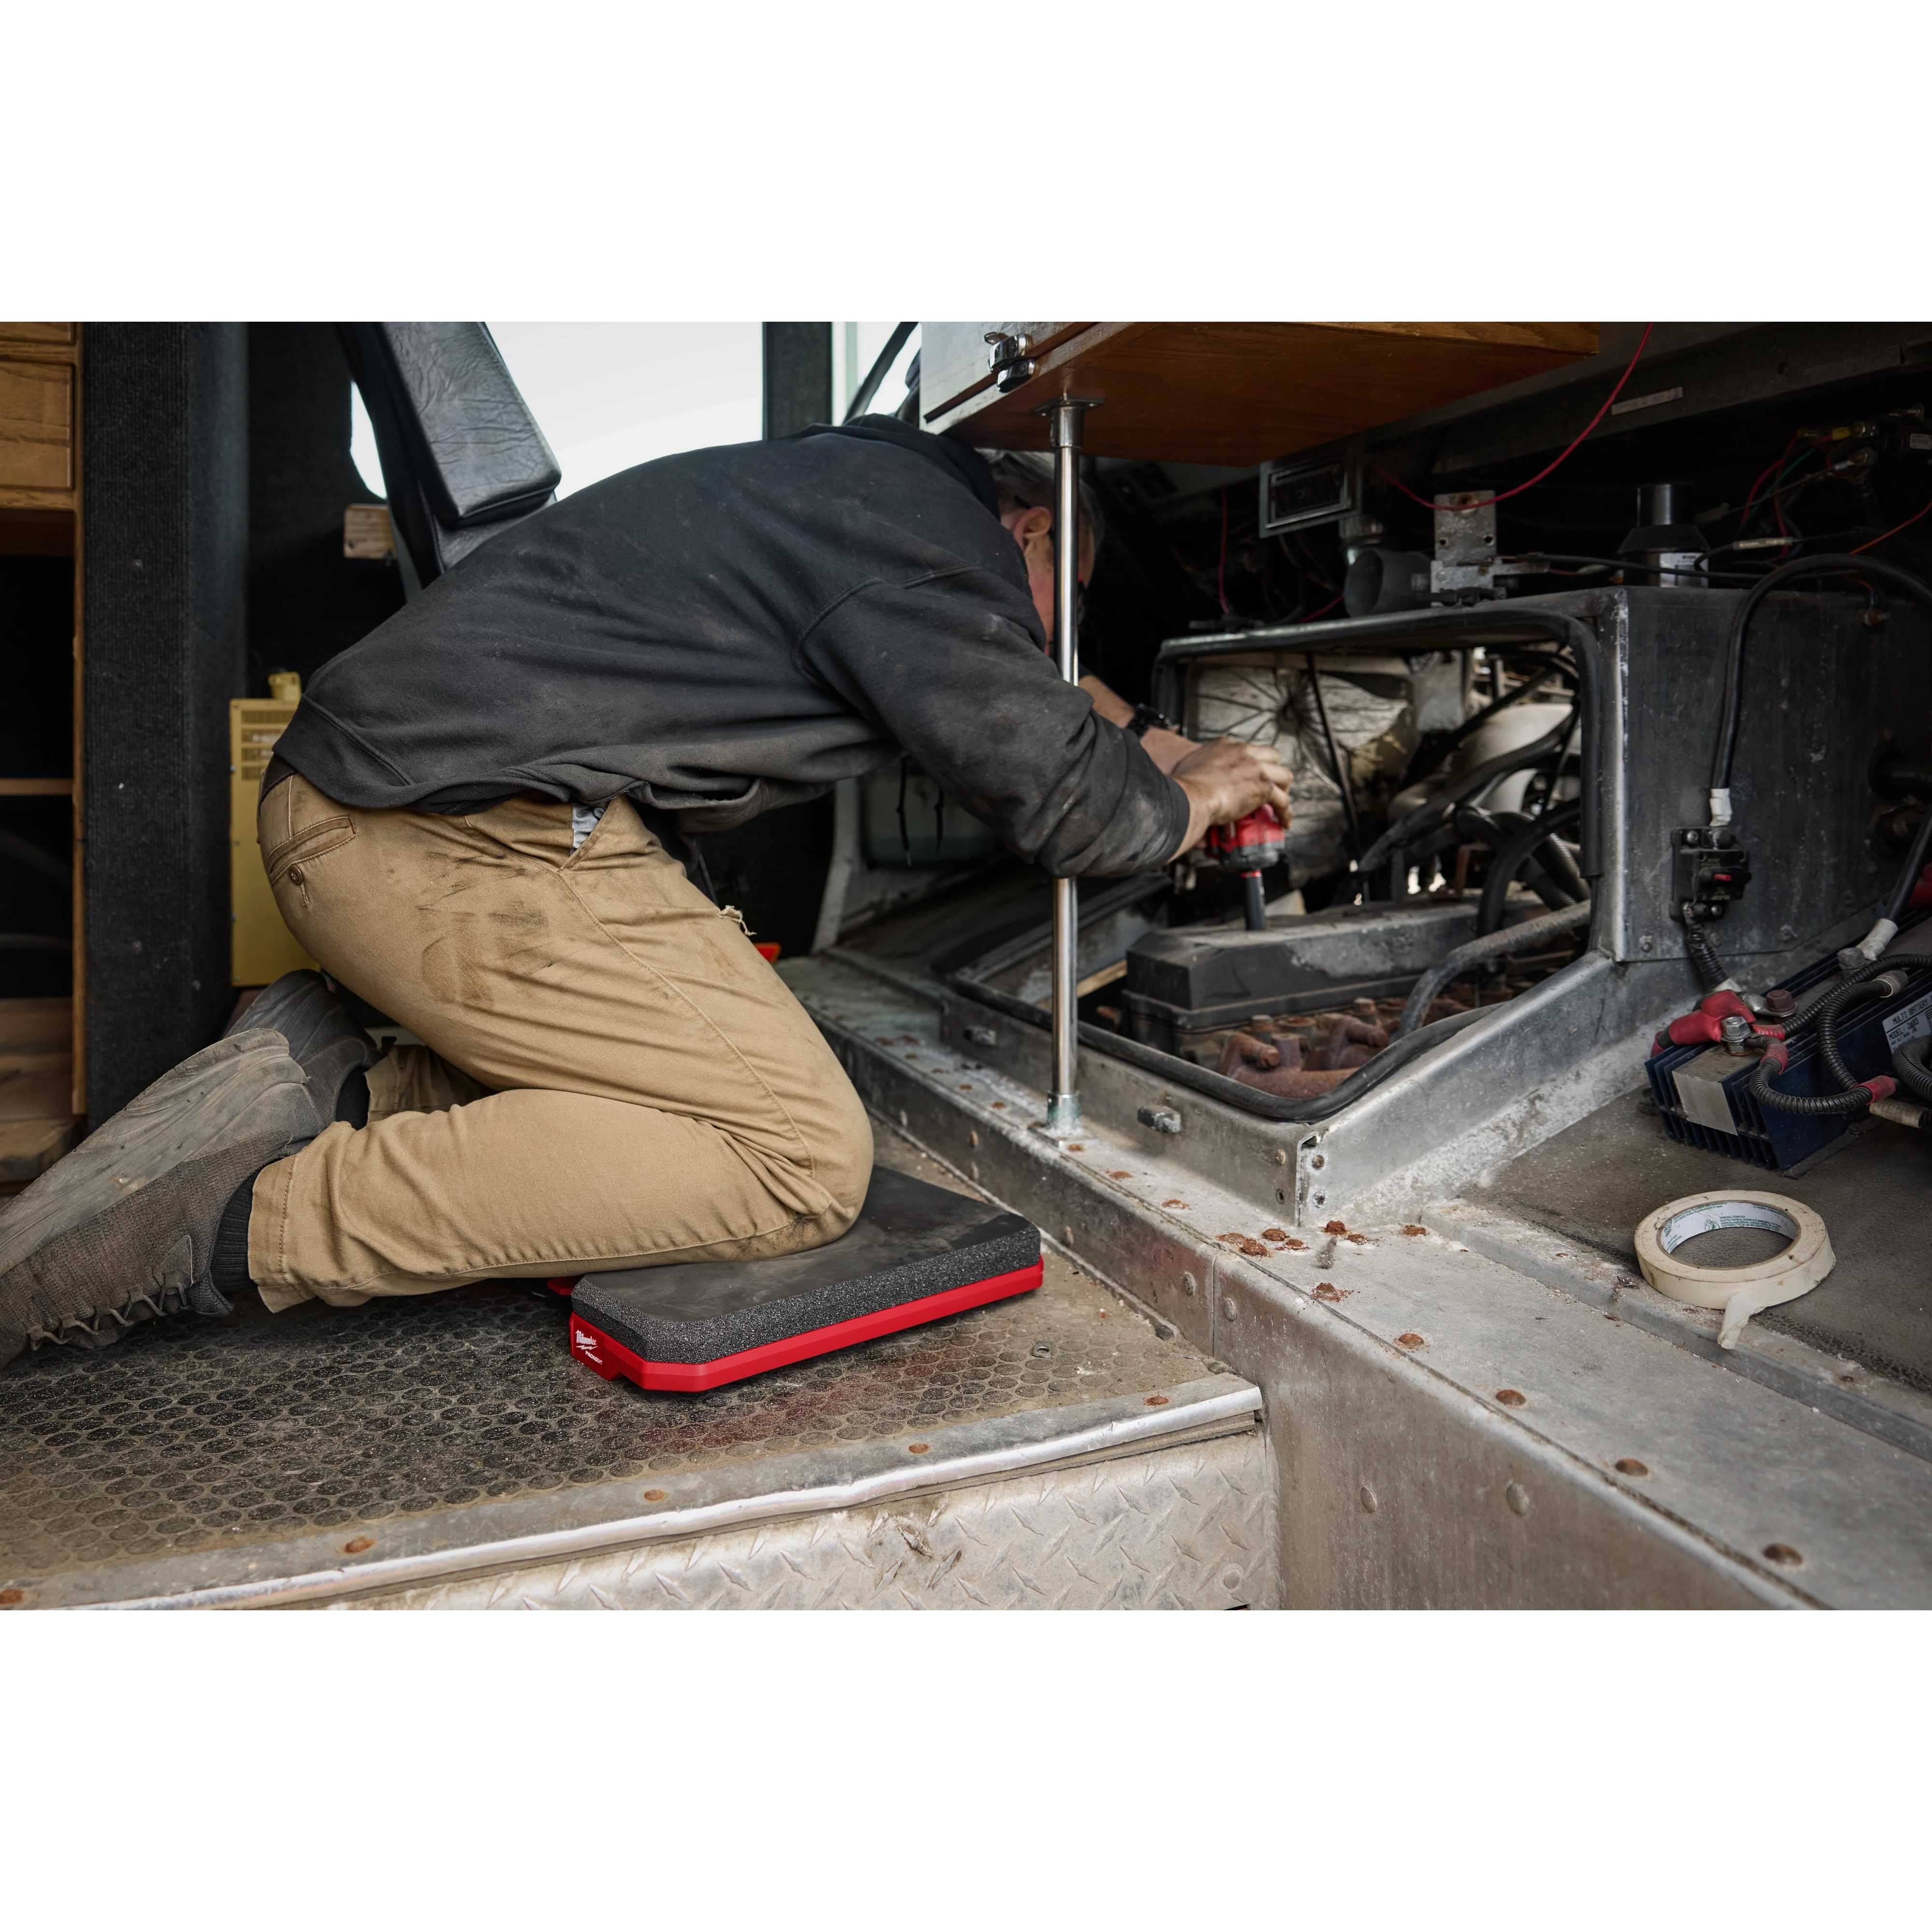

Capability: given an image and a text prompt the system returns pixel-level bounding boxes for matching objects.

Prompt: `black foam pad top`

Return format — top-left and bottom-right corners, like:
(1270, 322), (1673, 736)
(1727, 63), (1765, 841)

(572, 1165), (1039, 1364)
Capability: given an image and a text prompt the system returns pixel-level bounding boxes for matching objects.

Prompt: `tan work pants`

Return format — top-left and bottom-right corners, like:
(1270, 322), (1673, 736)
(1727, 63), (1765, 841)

(247, 774), (872, 1310)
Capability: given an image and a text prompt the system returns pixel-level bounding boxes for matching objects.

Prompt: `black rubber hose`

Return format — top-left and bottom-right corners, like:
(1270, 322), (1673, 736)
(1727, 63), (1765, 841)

(1477, 799), (1584, 936)
(1816, 979), (1894, 1091)
(1711, 555), (1932, 798)
(1685, 926), (1727, 995)
(1750, 1052), (1876, 1115)
(1892, 1035), (1932, 1104)
(1749, 955), (1932, 1112)
(1410, 656), (1568, 785)
(1886, 796), (1932, 925)
(1356, 710), (1577, 878)
(1303, 654), (1362, 856)
(1393, 899), (1594, 1038)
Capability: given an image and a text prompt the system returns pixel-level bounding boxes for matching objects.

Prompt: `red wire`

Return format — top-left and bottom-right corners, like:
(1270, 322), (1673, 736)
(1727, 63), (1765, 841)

(1372, 324), (1657, 515)
(1296, 591), (1344, 623)
(1851, 494), (1932, 555)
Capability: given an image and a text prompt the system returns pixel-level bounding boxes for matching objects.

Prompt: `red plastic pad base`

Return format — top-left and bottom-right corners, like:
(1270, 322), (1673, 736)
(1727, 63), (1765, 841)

(568, 1259), (1043, 1392)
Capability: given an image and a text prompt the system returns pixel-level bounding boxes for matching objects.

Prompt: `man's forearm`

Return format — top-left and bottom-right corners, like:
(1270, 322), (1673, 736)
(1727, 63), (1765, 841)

(1077, 673), (1292, 859)
(1079, 674), (1195, 774)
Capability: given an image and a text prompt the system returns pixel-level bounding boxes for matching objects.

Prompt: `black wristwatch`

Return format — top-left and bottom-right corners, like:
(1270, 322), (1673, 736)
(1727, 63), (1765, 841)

(1127, 703), (1177, 739)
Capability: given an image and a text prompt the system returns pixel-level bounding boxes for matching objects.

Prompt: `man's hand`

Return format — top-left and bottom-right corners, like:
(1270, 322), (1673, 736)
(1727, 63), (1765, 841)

(1170, 739), (1293, 858)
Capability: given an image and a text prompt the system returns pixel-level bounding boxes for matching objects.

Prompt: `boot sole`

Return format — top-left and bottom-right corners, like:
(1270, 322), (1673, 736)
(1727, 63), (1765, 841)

(0, 1033), (318, 1361)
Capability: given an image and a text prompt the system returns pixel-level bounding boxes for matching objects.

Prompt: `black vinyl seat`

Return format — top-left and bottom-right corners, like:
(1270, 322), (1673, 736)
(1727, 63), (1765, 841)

(338, 323), (560, 596)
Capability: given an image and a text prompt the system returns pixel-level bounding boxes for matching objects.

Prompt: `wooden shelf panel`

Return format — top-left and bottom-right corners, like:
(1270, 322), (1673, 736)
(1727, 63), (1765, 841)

(922, 320), (1600, 466)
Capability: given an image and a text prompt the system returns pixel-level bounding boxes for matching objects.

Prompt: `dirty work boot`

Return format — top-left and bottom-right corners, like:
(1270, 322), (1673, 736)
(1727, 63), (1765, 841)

(225, 969), (378, 1126)
(0, 1032), (320, 1367)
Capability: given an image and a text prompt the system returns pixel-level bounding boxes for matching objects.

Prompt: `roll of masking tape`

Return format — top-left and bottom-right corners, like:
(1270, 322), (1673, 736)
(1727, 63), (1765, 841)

(1634, 1190), (1833, 1350)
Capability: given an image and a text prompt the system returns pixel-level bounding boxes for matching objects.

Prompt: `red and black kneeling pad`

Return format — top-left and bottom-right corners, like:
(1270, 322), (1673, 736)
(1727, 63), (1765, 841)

(558, 1166), (1042, 1393)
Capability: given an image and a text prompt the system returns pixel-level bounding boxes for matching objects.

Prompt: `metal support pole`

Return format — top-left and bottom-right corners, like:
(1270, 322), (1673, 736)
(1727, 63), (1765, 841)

(1038, 395), (1100, 1137)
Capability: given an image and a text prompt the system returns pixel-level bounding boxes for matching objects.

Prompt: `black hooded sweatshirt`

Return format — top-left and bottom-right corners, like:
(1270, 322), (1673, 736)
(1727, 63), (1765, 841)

(273, 417), (1187, 877)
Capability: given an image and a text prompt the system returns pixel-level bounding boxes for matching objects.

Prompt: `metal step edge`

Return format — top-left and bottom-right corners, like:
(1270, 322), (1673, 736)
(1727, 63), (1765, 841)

(48, 1375), (1261, 1611)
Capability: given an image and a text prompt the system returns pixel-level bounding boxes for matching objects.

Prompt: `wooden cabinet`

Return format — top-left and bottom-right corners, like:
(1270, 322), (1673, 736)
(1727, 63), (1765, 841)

(920, 321), (1599, 465)
(0, 323), (83, 1185)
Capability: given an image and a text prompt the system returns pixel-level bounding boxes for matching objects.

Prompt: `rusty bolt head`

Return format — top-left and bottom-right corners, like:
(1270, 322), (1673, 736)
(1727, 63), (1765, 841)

(908, 1442), (931, 1454)
(1396, 1332), (1425, 1349)
(1314, 1282), (1342, 1301)
(343, 1536), (374, 1555)
(1108, 1169), (1131, 1179)
(1506, 1481), (1531, 1517)
(1763, 1542), (1804, 1566)
(1310, 1153), (1326, 1169)
(1145, 1395), (1170, 1407)
(643, 1489), (668, 1502)
(1495, 1389), (1527, 1407)
(1325, 1220), (1350, 1236)
(1615, 1458), (1649, 1477)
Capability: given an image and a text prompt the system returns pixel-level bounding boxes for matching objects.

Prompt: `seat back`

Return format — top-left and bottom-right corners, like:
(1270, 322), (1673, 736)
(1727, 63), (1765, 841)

(338, 323), (560, 595)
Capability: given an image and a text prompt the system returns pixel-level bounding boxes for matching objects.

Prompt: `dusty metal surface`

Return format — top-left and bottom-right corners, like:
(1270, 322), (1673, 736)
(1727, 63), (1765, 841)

(349, 1426), (1272, 1611)
(1468, 1088), (1932, 1391)
(791, 952), (1932, 1608)
(0, 1134), (1225, 1606)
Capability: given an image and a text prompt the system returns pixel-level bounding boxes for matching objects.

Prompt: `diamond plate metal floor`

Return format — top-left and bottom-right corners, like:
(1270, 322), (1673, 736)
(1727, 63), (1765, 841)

(0, 1132), (1255, 1608)
(353, 1428), (1272, 1611)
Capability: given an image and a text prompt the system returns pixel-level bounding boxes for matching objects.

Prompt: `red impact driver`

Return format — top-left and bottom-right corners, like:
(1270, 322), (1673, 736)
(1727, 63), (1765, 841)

(1206, 803), (1287, 930)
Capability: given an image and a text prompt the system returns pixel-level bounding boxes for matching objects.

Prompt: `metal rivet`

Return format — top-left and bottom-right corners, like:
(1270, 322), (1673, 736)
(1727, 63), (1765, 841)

(643, 1489), (667, 1502)
(1145, 1395), (1169, 1407)
(1763, 1542), (1803, 1566)
(1181, 1271), (1198, 1297)
(968, 1129), (980, 1148)
(897, 1108), (908, 1127)
(1221, 1567), (1242, 1591)
(1506, 1481), (1530, 1517)
(1221, 1296), (1237, 1320)
(1614, 1457), (1648, 1477)
(1359, 1483), (1379, 1513)
(343, 1535), (374, 1554)
(1310, 1153), (1326, 1169)
(1270, 1148), (1288, 1166)
(1153, 1321), (1176, 1340)
(1032, 1341), (1051, 1357)
(1396, 1332), (1425, 1349)
(1062, 1225), (1074, 1246)
(1496, 1388), (1527, 1407)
